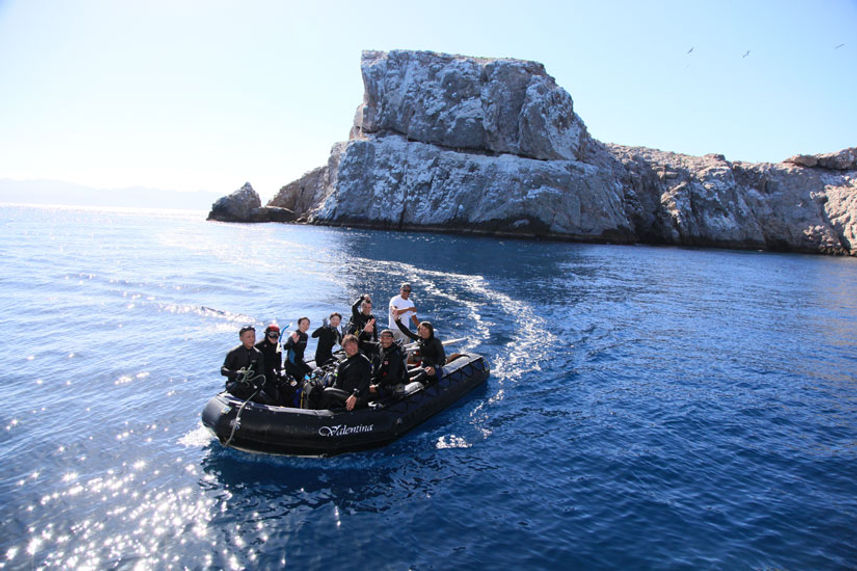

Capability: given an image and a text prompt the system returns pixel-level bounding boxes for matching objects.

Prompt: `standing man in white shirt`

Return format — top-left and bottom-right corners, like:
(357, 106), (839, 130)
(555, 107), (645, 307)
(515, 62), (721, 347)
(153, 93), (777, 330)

(389, 283), (419, 343)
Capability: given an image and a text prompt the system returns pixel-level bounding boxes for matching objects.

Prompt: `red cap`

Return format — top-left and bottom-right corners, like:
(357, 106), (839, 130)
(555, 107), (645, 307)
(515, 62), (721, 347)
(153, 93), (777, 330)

(265, 324), (280, 333)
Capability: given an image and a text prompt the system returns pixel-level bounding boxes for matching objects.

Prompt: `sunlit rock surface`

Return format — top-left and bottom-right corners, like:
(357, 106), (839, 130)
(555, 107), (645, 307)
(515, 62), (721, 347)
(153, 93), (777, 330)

(224, 50), (856, 255)
(208, 182), (295, 223)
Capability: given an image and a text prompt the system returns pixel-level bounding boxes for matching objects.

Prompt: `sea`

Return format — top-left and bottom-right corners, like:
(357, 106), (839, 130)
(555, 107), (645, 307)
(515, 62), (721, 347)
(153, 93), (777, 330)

(1, 203), (856, 569)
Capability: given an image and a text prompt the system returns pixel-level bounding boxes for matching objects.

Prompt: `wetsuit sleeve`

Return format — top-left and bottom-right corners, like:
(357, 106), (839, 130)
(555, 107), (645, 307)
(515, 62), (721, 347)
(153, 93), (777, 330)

(221, 349), (238, 380)
(395, 318), (419, 341)
(351, 297), (363, 322)
(311, 326), (325, 338)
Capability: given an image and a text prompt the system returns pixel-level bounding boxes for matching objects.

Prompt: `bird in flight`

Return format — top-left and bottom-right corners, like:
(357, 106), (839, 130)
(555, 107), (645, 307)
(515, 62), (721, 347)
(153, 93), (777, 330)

(687, 47), (694, 54)
(835, 43), (845, 49)
(742, 50), (751, 58)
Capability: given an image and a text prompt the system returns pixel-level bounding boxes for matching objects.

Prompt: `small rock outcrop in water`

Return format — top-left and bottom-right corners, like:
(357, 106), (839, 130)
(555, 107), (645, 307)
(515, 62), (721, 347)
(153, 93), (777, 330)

(212, 50), (856, 256)
(207, 182), (295, 223)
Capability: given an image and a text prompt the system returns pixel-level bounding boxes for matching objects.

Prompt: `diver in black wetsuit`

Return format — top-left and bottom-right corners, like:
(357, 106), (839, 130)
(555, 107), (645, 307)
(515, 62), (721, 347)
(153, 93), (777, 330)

(368, 329), (407, 399)
(311, 312), (343, 366)
(255, 323), (287, 403)
(347, 294), (378, 356)
(283, 317), (313, 382)
(323, 334), (372, 411)
(221, 325), (265, 399)
(395, 319), (445, 384)
(255, 323), (281, 378)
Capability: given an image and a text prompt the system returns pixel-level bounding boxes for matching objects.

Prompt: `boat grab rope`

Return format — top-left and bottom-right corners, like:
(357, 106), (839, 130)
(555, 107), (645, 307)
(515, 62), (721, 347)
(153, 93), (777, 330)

(223, 366), (266, 447)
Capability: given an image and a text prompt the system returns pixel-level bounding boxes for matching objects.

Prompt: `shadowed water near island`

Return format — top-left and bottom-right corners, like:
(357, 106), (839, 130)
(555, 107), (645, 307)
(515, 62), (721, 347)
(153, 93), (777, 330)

(1, 204), (856, 568)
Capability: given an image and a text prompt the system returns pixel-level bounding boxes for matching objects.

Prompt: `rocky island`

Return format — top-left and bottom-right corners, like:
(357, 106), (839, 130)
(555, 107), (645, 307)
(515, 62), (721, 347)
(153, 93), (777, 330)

(209, 50), (856, 256)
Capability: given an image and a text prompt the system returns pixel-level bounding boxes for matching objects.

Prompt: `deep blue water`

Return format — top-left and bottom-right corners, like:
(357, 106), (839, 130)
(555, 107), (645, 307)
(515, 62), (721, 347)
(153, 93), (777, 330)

(1, 204), (856, 569)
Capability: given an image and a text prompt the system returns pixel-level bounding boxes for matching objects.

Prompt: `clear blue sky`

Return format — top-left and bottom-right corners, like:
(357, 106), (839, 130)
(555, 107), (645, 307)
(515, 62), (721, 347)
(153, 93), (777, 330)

(1, 0), (855, 201)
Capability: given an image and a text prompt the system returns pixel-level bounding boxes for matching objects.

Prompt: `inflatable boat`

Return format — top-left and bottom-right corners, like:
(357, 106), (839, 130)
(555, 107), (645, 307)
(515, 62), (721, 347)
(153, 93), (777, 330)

(201, 352), (490, 456)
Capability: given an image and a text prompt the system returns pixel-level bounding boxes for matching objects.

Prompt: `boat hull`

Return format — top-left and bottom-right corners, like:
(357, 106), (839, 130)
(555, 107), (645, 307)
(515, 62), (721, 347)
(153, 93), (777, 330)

(201, 353), (490, 456)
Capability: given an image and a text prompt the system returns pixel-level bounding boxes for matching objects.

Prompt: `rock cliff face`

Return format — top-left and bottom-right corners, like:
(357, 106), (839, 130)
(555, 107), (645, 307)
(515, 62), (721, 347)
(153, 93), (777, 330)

(353, 50), (590, 161)
(608, 146), (857, 254)
(217, 49), (856, 256)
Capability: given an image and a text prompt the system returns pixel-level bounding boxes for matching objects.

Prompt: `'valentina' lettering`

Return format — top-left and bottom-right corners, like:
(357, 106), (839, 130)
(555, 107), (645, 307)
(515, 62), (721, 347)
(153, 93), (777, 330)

(318, 424), (375, 437)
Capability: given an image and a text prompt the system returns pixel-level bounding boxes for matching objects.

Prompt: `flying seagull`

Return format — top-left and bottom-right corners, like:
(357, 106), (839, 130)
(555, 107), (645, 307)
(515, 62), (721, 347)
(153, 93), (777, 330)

(742, 50), (751, 58)
(687, 47), (694, 54)
(835, 43), (845, 49)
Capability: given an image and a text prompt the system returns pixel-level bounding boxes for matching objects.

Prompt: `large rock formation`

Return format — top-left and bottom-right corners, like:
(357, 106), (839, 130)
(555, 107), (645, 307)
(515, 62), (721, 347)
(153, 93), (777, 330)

(353, 50), (590, 161)
(215, 50), (856, 256)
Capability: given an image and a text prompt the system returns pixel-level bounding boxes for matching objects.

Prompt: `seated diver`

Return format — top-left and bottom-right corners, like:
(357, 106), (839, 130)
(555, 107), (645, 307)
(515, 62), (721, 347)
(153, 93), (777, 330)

(311, 312), (343, 366)
(347, 294), (380, 358)
(395, 319), (446, 384)
(221, 325), (267, 400)
(368, 329), (407, 401)
(253, 323), (291, 405)
(321, 334), (372, 411)
(283, 317), (313, 382)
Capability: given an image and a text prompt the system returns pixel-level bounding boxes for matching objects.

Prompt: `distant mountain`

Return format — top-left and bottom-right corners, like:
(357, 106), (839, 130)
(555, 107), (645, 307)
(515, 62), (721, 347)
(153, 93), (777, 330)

(0, 179), (223, 210)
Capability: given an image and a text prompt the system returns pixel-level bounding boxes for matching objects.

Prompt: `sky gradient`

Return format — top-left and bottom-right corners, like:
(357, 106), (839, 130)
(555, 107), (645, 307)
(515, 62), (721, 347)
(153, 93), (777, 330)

(1, 0), (855, 201)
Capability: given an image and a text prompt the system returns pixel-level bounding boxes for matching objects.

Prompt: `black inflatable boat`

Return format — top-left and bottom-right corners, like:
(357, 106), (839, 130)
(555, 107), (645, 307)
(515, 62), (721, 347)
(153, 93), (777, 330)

(201, 352), (490, 456)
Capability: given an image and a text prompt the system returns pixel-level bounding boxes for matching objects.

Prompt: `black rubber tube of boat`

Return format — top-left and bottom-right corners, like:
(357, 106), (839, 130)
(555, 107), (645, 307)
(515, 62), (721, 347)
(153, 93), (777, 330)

(223, 368), (265, 447)
(223, 386), (261, 447)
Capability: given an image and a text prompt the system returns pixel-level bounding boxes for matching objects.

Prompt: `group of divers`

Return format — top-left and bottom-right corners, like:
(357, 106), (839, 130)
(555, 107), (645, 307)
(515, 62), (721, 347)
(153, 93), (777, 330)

(220, 283), (447, 411)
